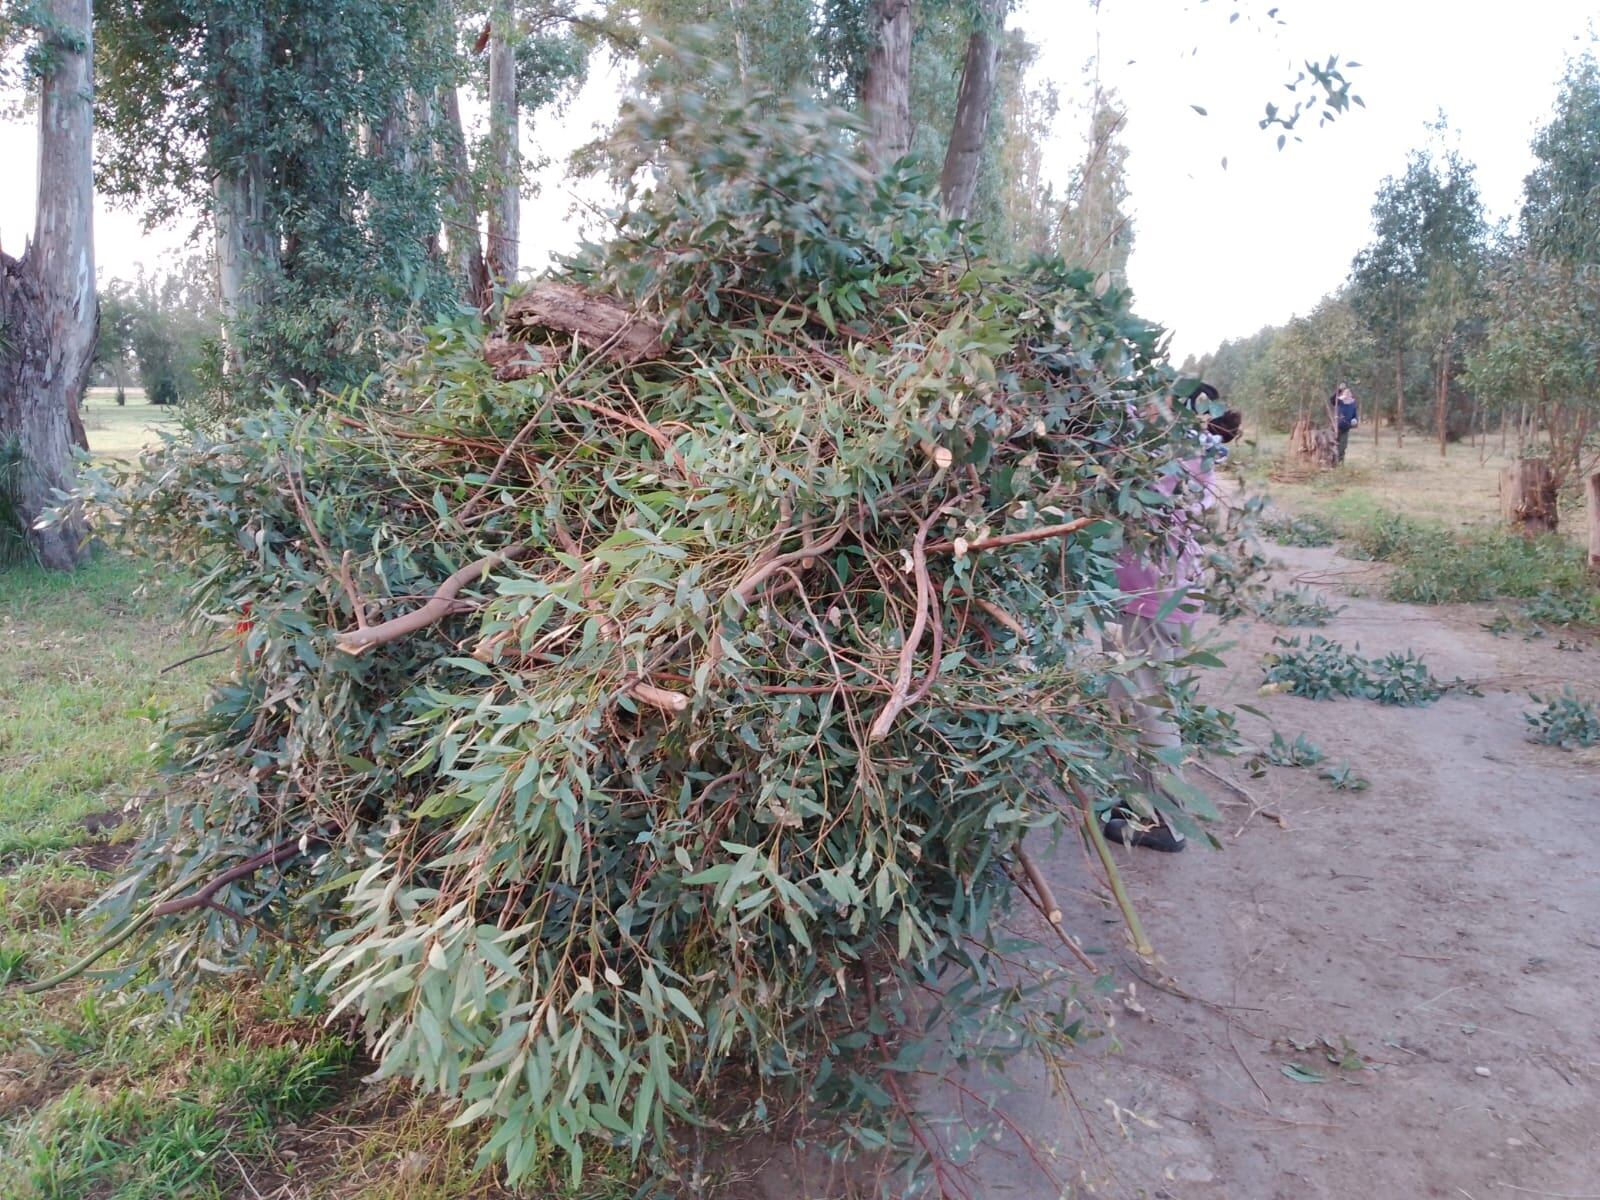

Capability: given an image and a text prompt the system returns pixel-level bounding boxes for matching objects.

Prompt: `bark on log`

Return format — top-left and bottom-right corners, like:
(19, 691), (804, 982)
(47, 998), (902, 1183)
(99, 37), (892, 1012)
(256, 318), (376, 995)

(483, 336), (544, 381)
(1586, 471), (1600, 574)
(502, 284), (667, 366)
(1500, 457), (1558, 537)
(1288, 414), (1337, 469)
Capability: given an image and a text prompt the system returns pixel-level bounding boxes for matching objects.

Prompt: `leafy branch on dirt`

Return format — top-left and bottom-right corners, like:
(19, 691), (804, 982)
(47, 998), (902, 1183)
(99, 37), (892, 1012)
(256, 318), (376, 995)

(56, 57), (1257, 1190)
(1261, 635), (1456, 706)
(1524, 689), (1600, 749)
(1255, 587), (1344, 627)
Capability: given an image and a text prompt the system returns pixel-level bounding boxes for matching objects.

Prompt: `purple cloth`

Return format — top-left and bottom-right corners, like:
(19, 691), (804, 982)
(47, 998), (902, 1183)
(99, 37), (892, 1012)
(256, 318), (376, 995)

(1114, 458), (1218, 624)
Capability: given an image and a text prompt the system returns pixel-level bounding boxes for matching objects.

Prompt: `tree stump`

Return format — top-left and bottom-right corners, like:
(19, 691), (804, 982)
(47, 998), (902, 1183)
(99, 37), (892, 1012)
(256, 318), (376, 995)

(1499, 457), (1558, 536)
(1289, 415), (1337, 469)
(1586, 471), (1600, 574)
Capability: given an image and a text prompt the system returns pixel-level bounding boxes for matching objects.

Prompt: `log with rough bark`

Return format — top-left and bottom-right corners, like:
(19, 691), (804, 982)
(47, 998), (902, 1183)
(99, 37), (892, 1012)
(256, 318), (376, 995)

(483, 337), (544, 382)
(1500, 457), (1558, 536)
(1586, 472), (1600, 573)
(1288, 414), (1338, 469)
(502, 283), (667, 366)
(0, 0), (97, 570)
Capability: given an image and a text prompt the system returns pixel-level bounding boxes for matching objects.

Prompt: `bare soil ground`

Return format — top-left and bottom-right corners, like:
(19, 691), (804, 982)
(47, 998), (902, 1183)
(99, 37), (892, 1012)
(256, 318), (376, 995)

(739, 537), (1600, 1200)
(984, 539), (1600, 1199)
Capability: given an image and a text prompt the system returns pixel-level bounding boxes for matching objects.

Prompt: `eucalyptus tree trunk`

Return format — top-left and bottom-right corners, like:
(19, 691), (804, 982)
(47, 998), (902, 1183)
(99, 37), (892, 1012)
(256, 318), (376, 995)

(212, 22), (275, 369)
(861, 0), (912, 170)
(439, 86), (490, 311)
(485, 0), (519, 300)
(939, 0), (1004, 221)
(0, 0), (97, 570)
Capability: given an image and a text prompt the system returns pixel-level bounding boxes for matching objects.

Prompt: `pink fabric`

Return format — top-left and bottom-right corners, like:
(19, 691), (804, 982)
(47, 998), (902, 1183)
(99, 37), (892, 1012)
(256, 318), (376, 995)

(1114, 457), (1218, 624)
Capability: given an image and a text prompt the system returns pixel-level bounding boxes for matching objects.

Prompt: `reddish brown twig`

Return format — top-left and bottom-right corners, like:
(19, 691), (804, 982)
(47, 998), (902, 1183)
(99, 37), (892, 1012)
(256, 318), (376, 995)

(148, 836), (310, 919)
(335, 545), (531, 655)
(869, 510), (940, 742)
(973, 597), (1026, 639)
(338, 550), (369, 631)
(926, 515), (1099, 555)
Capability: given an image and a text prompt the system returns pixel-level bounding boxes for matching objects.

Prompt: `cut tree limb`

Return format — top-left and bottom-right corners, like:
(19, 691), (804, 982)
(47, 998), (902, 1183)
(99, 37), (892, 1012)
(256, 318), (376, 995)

(503, 283), (667, 366)
(336, 545), (531, 654)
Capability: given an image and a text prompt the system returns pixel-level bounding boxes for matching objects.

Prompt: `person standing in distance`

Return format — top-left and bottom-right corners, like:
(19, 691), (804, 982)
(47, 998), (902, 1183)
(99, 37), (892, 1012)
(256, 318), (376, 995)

(1328, 382), (1359, 465)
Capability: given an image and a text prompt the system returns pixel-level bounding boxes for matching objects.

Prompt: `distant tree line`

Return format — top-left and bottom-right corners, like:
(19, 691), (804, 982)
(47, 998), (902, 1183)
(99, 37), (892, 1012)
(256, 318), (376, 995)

(1185, 49), (1599, 489)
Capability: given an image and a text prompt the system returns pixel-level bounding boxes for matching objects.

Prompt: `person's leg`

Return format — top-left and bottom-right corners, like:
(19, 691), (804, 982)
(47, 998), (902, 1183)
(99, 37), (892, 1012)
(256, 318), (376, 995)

(1337, 424), (1350, 464)
(1101, 616), (1187, 851)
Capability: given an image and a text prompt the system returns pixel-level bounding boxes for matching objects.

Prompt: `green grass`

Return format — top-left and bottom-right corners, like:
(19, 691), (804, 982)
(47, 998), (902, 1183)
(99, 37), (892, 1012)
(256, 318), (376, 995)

(0, 557), (211, 858)
(0, 553), (634, 1200)
(1337, 510), (1600, 620)
(80, 393), (180, 463)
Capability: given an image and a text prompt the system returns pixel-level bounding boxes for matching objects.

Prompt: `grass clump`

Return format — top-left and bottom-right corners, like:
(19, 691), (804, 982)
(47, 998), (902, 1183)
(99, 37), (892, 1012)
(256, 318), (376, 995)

(1524, 690), (1600, 749)
(1339, 509), (1598, 623)
(1257, 511), (1337, 547)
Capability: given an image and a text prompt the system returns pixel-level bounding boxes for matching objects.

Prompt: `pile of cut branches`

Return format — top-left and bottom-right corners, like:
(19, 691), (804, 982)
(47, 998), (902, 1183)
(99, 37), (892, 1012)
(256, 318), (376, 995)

(66, 60), (1247, 1190)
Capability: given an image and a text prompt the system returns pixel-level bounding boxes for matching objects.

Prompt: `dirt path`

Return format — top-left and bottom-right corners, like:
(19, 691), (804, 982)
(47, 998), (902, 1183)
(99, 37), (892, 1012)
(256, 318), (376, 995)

(981, 538), (1600, 1199)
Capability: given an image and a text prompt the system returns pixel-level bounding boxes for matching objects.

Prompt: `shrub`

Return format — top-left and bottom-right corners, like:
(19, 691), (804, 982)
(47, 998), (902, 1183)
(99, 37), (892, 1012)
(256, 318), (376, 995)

(1340, 509), (1598, 623)
(1525, 690), (1600, 749)
(71, 62), (1257, 1186)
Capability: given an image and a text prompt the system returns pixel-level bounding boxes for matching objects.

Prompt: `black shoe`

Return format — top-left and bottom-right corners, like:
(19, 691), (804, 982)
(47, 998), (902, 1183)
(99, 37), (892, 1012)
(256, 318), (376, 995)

(1102, 817), (1187, 853)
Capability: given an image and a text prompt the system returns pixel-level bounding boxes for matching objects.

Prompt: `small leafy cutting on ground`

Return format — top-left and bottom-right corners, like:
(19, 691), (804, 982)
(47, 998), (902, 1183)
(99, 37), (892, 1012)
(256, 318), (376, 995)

(1257, 511), (1337, 547)
(1264, 731), (1325, 767)
(1524, 689), (1600, 749)
(55, 54), (1259, 1191)
(1365, 650), (1445, 706)
(1261, 636), (1451, 706)
(1261, 635), (1371, 700)
(1317, 762), (1371, 791)
(1255, 587), (1344, 627)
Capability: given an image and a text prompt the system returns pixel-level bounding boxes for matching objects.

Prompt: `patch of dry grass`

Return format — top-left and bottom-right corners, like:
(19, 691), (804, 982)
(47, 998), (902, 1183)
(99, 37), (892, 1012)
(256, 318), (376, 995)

(1232, 430), (1595, 546)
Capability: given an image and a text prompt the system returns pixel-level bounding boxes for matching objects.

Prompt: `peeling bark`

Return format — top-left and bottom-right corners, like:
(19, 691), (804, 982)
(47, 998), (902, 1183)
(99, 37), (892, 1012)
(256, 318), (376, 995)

(0, 0), (97, 569)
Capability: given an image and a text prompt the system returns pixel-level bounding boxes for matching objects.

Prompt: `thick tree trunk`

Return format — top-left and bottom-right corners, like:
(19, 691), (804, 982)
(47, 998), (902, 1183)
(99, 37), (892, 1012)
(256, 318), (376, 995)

(1500, 457), (1558, 537)
(939, 0), (1004, 221)
(438, 87), (490, 311)
(485, 0), (519, 299)
(0, 0), (97, 570)
(1586, 472), (1600, 574)
(212, 23), (275, 371)
(861, 0), (913, 170)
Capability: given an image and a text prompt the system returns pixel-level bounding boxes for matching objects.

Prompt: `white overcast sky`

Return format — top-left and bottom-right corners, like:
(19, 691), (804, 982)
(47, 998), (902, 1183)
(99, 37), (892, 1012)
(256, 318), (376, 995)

(2, 0), (1594, 361)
